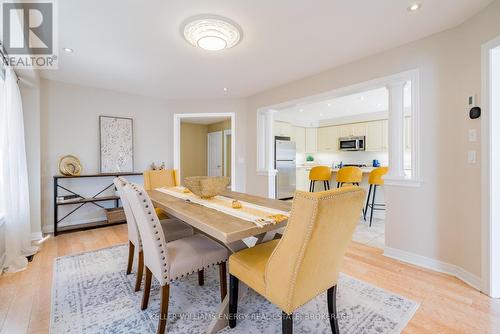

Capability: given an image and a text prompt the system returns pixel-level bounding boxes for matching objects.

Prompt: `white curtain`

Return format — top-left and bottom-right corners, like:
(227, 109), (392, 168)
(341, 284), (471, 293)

(0, 68), (38, 273)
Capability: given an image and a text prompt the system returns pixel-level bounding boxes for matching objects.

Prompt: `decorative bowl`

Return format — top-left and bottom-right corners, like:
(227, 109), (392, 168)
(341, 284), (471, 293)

(184, 176), (230, 199)
(58, 155), (82, 176)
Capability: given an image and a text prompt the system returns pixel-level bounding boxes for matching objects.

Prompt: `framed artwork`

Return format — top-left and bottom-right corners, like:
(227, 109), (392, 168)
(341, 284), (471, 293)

(99, 116), (134, 173)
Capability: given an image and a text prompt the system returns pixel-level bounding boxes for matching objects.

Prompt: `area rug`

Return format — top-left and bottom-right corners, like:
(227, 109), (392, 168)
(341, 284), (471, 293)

(51, 245), (419, 334)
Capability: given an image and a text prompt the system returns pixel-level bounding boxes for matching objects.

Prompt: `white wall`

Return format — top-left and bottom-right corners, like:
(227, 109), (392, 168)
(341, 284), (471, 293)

(244, 1), (500, 282)
(20, 76), (42, 239)
(40, 79), (246, 232)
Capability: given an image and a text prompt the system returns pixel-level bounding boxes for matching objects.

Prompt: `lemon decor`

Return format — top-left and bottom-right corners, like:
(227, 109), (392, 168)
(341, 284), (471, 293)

(58, 155), (82, 176)
(267, 214), (288, 223)
(232, 200), (242, 209)
(184, 176), (230, 199)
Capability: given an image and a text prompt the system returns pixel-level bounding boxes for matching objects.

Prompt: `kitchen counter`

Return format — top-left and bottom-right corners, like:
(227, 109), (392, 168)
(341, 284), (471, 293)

(296, 165), (378, 174)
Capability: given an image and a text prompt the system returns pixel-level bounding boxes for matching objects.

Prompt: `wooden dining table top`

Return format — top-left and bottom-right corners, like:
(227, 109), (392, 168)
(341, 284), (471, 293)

(148, 189), (292, 244)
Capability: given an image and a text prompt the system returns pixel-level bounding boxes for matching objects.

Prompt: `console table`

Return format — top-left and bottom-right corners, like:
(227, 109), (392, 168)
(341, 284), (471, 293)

(53, 172), (142, 236)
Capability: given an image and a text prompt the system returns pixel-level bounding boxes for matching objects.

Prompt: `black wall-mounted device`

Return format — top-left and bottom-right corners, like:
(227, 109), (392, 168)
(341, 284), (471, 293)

(469, 107), (481, 119)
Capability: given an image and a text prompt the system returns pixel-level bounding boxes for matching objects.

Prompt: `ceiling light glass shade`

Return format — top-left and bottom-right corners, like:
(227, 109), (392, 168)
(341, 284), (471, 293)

(408, 3), (421, 11)
(183, 15), (242, 51)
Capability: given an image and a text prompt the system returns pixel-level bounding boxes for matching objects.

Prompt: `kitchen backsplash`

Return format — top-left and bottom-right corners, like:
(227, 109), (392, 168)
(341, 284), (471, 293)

(297, 151), (389, 167)
(297, 151), (412, 169)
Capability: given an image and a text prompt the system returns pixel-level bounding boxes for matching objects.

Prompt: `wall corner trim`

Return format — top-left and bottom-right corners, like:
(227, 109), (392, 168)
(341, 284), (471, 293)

(384, 246), (482, 291)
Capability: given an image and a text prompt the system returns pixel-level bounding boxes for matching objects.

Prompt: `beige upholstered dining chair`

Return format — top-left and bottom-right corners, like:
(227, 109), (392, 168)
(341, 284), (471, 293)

(124, 183), (229, 334)
(228, 187), (366, 334)
(114, 177), (194, 291)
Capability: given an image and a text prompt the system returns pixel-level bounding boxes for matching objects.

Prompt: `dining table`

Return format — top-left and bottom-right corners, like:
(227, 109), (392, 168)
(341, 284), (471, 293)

(148, 188), (292, 334)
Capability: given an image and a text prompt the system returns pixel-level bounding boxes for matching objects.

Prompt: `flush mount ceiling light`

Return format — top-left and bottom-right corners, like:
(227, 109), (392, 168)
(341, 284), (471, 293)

(63, 47), (74, 53)
(407, 3), (421, 12)
(182, 15), (242, 51)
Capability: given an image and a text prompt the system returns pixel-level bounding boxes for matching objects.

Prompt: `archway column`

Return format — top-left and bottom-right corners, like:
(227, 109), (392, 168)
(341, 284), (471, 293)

(386, 81), (407, 180)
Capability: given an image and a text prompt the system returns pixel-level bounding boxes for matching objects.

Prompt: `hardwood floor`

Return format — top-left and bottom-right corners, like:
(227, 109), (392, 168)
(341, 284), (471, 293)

(1, 224), (499, 333)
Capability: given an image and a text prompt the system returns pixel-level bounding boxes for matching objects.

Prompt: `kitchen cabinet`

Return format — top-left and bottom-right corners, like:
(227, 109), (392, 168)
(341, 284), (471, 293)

(305, 128), (318, 153)
(296, 167), (310, 191)
(317, 126), (338, 152)
(337, 123), (366, 138)
(365, 120), (388, 151)
(351, 123), (367, 137)
(292, 126), (306, 153)
(337, 124), (352, 138)
(274, 121), (293, 138)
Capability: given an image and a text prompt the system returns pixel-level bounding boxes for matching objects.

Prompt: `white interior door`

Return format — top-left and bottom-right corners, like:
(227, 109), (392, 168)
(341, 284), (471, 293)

(207, 131), (223, 176)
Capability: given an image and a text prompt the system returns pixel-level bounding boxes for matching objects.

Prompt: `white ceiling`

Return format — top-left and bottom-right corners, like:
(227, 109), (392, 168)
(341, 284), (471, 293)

(181, 116), (230, 125)
(41, 0), (493, 99)
(275, 83), (411, 125)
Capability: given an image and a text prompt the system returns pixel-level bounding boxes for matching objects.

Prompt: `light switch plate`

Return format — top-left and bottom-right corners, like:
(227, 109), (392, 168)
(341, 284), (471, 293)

(468, 94), (476, 107)
(468, 129), (477, 142)
(468, 150), (477, 164)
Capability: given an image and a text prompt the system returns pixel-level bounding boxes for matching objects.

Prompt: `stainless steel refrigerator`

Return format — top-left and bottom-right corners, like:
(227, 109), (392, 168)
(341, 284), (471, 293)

(275, 137), (296, 200)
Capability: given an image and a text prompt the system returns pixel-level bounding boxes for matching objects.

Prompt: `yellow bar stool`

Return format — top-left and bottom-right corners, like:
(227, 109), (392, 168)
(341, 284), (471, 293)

(308, 166), (332, 192)
(364, 167), (389, 226)
(336, 166), (362, 188)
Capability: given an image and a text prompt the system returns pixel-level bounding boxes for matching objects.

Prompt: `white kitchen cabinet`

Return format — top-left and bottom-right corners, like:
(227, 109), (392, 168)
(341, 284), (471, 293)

(382, 120), (389, 150)
(292, 126), (306, 153)
(366, 120), (385, 151)
(274, 121), (293, 138)
(366, 120), (389, 151)
(337, 124), (352, 138)
(305, 128), (318, 153)
(351, 123), (367, 137)
(296, 167), (310, 191)
(317, 126), (338, 152)
(404, 117), (412, 151)
(337, 123), (366, 138)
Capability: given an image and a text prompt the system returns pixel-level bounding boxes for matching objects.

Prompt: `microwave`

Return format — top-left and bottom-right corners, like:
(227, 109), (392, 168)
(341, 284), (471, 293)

(339, 136), (365, 151)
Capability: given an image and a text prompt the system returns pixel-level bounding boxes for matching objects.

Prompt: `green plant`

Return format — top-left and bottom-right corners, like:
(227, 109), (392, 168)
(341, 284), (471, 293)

(306, 155), (314, 162)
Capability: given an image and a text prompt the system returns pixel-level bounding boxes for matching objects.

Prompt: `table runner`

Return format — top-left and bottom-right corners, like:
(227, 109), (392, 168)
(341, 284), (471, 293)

(155, 187), (290, 227)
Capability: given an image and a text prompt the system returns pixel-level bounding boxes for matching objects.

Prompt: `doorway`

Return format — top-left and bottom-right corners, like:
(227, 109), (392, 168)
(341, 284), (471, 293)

(207, 131), (223, 176)
(173, 113), (236, 190)
(482, 36), (500, 298)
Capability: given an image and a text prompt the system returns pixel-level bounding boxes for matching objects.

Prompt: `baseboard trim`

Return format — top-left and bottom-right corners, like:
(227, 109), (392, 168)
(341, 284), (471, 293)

(31, 232), (43, 241)
(384, 247), (482, 291)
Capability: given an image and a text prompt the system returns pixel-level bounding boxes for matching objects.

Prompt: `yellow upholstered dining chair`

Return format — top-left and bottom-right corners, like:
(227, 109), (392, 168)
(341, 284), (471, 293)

(228, 187), (366, 334)
(364, 167), (389, 227)
(335, 166), (362, 188)
(308, 166), (332, 192)
(143, 169), (178, 219)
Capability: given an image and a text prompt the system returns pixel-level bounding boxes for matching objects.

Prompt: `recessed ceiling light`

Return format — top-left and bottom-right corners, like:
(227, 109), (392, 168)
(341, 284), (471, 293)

(327, 103), (332, 107)
(223, 87), (228, 92)
(407, 3), (421, 12)
(63, 48), (74, 53)
(319, 113), (324, 117)
(182, 15), (242, 51)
